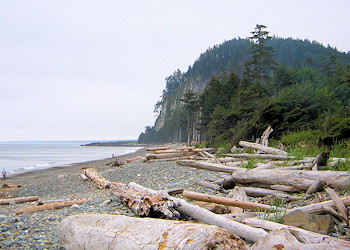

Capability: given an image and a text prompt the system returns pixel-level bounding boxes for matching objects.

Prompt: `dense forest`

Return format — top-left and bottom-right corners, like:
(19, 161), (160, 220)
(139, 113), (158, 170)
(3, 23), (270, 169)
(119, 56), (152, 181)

(138, 25), (350, 150)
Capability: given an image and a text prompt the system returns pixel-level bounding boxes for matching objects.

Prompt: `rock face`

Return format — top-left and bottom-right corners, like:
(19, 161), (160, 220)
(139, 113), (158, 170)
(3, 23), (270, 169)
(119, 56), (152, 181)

(282, 209), (334, 234)
(58, 214), (248, 250)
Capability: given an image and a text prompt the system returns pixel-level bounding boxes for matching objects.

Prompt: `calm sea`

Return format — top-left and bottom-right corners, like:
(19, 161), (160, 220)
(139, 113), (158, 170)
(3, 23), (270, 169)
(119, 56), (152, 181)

(0, 141), (143, 176)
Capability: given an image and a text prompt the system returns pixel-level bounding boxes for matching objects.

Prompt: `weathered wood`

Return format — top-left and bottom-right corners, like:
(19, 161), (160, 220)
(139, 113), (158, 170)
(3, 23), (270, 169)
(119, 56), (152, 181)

(0, 196), (40, 205)
(213, 176), (235, 189)
(147, 156), (197, 162)
(306, 179), (327, 194)
(325, 187), (349, 224)
(126, 156), (143, 163)
(83, 168), (111, 189)
(239, 141), (289, 155)
(217, 157), (246, 163)
(243, 217), (350, 249)
(227, 186), (248, 213)
(270, 185), (301, 193)
(257, 125), (273, 147)
(145, 146), (171, 151)
(202, 150), (216, 158)
(146, 151), (196, 161)
(80, 173), (88, 181)
(125, 182), (268, 242)
(225, 161), (247, 167)
(154, 149), (184, 154)
(196, 180), (228, 193)
(231, 168), (350, 190)
(182, 190), (282, 212)
(224, 153), (293, 160)
(16, 198), (87, 215)
(177, 160), (243, 173)
(240, 186), (303, 201)
(288, 196), (350, 214)
(254, 163), (276, 170)
(251, 228), (336, 250)
(110, 182), (180, 219)
(58, 214), (249, 249)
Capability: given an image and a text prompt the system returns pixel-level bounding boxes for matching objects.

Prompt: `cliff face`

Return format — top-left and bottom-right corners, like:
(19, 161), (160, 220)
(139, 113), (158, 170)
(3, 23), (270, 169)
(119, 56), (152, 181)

(140, 37), (350, 143)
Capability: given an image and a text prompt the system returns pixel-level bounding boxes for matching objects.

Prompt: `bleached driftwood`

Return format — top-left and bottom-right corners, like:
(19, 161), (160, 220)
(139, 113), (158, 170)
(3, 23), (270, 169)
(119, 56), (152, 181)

(325, 187), (348, 224)
(257, 125), (273, 147)
(270, 185), (301, 193)
(287, 196), (350, 214)
(240, 187), (303, 201)
(182, 190), (282, 212)
(126, 156), (143, 163)
(213, 176), (235, 189)
(177, 160), (243, 173)
(239, 141), (289, 155)
(146, 151), (196, 161)
(145, 146), (170, 151)
(15, 198), (87, 215)
(0, 196), (39, 205)
(306, 179), (327, 194)
(230, 168), (350, 190)
(195, 180), (228, 193)
(217, 157), (246, 163)
(124, 182), (268, 242)
(110, 182), (180, 219)
(147, 156), (198, 162)
(83, 168), (111, 189)
(227, 186), (248, 213)
(253, 163), (277, 170)
(58, 214), (249, 249)
(202, 150), (216, 158)
(243, 217), (350, 249)
(224, 153), (293, 160)
(80, 173), (88, 181)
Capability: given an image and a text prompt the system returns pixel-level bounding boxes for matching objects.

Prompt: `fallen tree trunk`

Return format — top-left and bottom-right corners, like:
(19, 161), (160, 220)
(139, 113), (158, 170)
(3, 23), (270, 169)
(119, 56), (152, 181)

(83, 168), (111, 189)
(58, 214), (249, 249)
(325, 187), (348, 224)
(231, 168), (350, 190)
(146, 151), (196, 161)
(110, 182), (180, 219)
(121, 182), (268, 242)
(224, 153), (293, 160)
(287, 196), (350, 214)
(239, 141), (289, 155)
(147, 156), (198, 162)
(182, 190), (282, 212)
(16, 198), (87, 215)
(243, 217), (350, 248)
(0, 196), (40, 205)
(177, 160), (243, 173)
(239, 187), (303, 201)
(145, 146), (170, 151)
(270, 185), (301, 193)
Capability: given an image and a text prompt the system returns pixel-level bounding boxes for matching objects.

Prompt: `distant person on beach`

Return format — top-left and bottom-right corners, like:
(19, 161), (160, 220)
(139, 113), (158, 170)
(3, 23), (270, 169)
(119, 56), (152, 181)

(2, 169), (6, 180)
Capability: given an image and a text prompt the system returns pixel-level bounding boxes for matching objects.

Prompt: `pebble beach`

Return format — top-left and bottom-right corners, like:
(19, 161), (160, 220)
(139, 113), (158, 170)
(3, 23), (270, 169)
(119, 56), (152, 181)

(0, 146), (225, 249)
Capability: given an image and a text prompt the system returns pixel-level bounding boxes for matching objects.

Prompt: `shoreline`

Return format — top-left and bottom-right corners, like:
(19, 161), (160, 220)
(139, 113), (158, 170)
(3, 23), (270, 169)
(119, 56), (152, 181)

(3, 146), (146, 180)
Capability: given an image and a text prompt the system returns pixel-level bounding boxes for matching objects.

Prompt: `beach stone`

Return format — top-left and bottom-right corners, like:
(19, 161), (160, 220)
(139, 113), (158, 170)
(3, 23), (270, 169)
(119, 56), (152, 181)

(283, 209), (334, 234)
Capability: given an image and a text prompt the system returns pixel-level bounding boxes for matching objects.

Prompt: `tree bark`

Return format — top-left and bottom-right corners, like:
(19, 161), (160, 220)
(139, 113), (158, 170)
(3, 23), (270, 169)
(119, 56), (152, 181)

(231, 168), (350, 190)
(238, 141), (289, 155)
(0, 196), (39, 205)
(83, 168), (111, 189)
(177, 160), (243, 173)
(58, 214), (249, 250)
(15, 198), (87, 215)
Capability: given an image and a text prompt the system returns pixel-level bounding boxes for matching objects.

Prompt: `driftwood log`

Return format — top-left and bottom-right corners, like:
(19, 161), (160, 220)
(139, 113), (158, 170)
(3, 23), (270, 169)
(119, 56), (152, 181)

(0, 196), (40, 205)
(146, 151), (197, 161)
(145, 146), (170, 151)
(116, 182), (268, 242)
(243, 217), (350, 249)
(239, 141), (289, 155)
(239, 186), (303, 201)
(16, 198), (87, 215)
(83, 168), (111, 189)
(110, 182), (180, 219)
(224, 153), (293, 160)
(230, 168), (350, 190)
(58, 214), (248, 249)
(177, 160), (243, 172)
(182, 190), (282, 212)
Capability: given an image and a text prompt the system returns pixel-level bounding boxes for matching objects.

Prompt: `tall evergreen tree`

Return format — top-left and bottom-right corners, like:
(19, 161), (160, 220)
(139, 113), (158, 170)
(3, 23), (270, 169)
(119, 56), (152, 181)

(244, 24), (276, 82)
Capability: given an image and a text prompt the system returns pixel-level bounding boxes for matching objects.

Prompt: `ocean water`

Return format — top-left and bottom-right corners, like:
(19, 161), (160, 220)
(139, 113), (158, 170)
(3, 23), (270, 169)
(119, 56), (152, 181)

(0, 141), (143, 176)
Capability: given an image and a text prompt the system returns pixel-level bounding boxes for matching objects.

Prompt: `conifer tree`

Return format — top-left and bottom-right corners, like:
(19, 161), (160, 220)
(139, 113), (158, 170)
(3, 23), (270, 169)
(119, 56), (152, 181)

(244, 24), (276, 82)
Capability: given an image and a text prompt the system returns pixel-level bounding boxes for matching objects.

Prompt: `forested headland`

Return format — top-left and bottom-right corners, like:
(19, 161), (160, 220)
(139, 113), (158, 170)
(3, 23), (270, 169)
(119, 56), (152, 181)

(138, 25), (350, 154)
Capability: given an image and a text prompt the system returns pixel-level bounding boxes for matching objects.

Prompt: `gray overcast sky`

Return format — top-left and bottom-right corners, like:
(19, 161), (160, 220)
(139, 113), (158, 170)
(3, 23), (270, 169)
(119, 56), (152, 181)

(1, 0), (349, 141)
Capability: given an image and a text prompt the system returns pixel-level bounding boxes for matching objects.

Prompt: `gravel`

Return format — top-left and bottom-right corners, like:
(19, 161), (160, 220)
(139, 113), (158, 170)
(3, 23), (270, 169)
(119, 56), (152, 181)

(0, 148), (225, 249)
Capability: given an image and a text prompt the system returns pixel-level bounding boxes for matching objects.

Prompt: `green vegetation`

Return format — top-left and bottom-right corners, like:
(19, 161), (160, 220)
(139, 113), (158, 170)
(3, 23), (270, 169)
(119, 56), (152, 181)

(258, 197), (287, 223)
(138, 25), (350, 163)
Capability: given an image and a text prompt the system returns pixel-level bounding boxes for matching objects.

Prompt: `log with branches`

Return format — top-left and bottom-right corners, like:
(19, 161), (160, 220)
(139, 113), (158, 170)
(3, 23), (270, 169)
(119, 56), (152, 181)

(239, 141), (289, 155)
